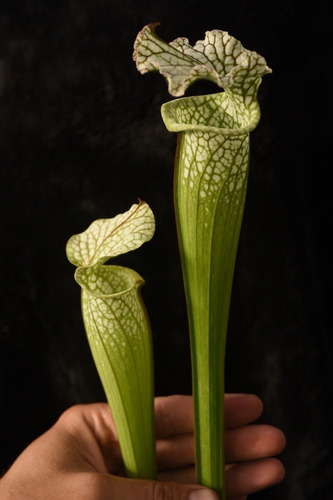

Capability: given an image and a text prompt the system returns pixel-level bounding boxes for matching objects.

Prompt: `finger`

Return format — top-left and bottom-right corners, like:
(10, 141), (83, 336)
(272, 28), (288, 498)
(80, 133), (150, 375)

(224, 394), (263, 429)
(156, 423), (285, 473)
(154, 395), (268, 471)
(159, 465), (195, 483)
(156, 433), (194, 470)
(82, 472), (219, 500)
(154, 394), (263, 439)
(154, 395), (193, 437)
(225, 424), (286, 463)
(226, 457), (285, 497)
(57, 403), (122, 472)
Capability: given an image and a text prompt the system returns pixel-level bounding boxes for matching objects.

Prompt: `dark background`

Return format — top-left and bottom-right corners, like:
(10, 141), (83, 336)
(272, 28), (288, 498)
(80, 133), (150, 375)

(0, 1), (332, 498)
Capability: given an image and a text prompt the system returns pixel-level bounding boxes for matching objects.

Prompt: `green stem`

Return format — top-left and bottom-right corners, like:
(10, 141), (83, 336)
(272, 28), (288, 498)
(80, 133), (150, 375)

(172, 118), (249, 497)
(76, 265), (157, 480)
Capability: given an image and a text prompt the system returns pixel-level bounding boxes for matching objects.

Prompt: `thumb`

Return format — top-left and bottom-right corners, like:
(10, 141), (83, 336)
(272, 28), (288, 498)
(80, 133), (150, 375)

(96, 474), (219, 500)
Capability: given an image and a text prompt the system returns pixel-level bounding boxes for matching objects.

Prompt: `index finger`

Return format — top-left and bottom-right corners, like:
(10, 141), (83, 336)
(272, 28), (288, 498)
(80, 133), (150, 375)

(154, 394), (263, 438)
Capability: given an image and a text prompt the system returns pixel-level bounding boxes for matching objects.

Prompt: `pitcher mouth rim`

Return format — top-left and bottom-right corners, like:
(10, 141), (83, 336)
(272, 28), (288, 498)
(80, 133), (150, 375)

(75, 265), (145, 299)
(161, 93), (261, 136)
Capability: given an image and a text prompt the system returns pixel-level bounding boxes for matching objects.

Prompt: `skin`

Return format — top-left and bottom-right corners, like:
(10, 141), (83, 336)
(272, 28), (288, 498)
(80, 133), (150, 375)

(0, 394), (285, 500)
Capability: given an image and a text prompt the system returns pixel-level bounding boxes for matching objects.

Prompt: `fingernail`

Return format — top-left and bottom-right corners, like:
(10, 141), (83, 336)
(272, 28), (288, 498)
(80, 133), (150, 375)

(188, 489), (219, 500)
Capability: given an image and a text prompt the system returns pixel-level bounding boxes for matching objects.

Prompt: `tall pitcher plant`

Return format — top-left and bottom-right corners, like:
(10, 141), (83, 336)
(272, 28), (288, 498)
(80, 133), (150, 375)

(134, 24), (271, 498)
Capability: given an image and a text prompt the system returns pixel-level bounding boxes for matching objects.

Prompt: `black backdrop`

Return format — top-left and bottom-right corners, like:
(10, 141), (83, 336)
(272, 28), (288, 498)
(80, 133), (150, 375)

(0, 1), (332, 498)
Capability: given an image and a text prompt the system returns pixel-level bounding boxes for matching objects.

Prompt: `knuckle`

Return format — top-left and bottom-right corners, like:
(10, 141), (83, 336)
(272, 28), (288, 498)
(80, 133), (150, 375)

(57, 404), (84, 424)
(150, 481), (179, 500)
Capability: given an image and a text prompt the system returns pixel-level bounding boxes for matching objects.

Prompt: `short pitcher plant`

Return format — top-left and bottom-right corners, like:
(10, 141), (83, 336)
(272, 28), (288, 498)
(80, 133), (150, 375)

(66, 201), (157, 480)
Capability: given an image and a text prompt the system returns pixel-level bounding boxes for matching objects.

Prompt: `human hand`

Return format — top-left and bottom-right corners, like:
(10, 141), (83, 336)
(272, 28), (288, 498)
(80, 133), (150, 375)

(0, 394), (285, 499)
